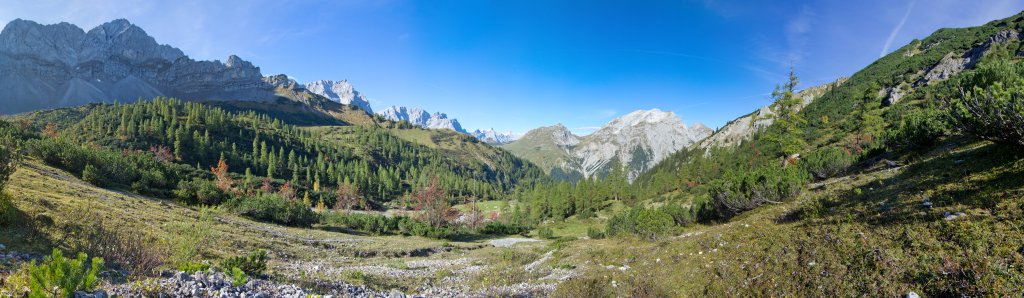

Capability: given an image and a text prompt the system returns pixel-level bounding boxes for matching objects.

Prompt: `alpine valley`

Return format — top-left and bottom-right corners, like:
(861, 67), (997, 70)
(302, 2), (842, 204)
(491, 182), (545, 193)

(2, 7), (1024, 298)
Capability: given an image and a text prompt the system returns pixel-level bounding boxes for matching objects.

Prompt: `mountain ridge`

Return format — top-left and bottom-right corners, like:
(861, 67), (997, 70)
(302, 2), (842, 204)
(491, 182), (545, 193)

(471, 128), (519, 145)
(376, 105), (468, 133)
(0, 18), (281, 114)
(692, 78), (848, 151)
(504, 109), (710, 181)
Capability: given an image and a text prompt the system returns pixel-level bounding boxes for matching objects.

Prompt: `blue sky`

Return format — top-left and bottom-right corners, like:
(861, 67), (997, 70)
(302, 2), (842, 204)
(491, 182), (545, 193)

(2, 0), (1022, 135)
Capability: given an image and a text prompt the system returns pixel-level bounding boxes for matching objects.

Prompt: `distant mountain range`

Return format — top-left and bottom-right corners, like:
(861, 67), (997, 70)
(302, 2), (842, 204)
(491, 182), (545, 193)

(377, 106), (467, 133)
(375, 106), (519, 144)
(471, 128), (519, 144)
(0, 18), (518, 144)
(1, 17), (815, 181)
(504, 109), (711, 181)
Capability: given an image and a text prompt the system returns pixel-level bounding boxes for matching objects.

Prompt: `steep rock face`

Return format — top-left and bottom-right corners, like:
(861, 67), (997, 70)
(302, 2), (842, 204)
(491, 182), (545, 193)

(917, 29), (1020, 86)
(573, 109), (711, 181)
(0, 19), (274, 114)
(505, 110), (710, 181)
(471, 128), (519, 145)
(377, 106), (467, 133)
(694, 78), (847, 150)
(303, 80), (373, 113)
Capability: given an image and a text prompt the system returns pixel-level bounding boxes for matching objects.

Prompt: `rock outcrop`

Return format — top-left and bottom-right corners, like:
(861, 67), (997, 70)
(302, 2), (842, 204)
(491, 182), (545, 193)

(694, 78), (847, 150)
(881, 85), (906, 106)
(0, 19), (278, 114)
(303, 80), (373, 113)
(917, 29), (1020, 87)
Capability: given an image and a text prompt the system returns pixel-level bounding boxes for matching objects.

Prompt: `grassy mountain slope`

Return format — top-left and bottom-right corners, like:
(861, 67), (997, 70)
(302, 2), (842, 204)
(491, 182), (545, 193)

(501, 124), (581, 180)
(1, 159), (565, 294)
(552, 139), (1024, 296)
(537, 11), (1024, 297)
(635, 11), (1024, 200)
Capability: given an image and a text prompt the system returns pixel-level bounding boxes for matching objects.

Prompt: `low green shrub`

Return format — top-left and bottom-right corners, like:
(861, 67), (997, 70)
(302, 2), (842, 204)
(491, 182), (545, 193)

(81, 164), (104, 187)
(231, 267), (247, 287)
(945, 59), (1024, 148)
(28, 249), (104, 298)
(658, 202), (695, 226)
(0, 193), (16, 226)
(24, 138), (182, 196)
(606, 207), (675, 240)
(802, 146), (855, 180)
(705, 165), (807, 220)
(167, 209), (213, 269)
(174, 178), (228, 206)
(537, 227), (555, 239)
(479, 221), (531, 235)
(0, 128), (19, 192)
(586, 226), (606, 239)
(220, 249), (267, 277)
(885, 108), (949, 151)
(320, 212), (458, 239)
(230, 193), (318, 227)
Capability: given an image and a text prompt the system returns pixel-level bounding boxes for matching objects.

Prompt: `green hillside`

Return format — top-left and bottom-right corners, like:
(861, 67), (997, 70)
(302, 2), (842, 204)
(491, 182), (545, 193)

(509, 11), (1024, 297)
(501, 124), (583, 181)
(9, 98), (543, 204)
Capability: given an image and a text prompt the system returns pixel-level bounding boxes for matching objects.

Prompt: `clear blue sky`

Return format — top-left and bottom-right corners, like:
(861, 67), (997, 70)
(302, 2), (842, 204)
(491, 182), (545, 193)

(2, 0), (1021, 135)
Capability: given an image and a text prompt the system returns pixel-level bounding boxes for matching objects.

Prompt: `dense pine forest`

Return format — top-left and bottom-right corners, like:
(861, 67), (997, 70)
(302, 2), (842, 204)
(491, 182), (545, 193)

(12, 99), (543, 208)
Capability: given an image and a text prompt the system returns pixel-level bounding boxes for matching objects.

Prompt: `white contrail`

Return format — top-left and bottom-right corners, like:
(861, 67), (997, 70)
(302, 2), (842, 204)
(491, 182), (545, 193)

(880, 0), (917, 57)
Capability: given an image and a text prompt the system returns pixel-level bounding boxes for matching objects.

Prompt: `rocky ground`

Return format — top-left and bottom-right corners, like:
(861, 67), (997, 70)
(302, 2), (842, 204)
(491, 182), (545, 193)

(105, 270), (398, 298)
(1, 237), (573, 298)
(1, 162), (574, 297)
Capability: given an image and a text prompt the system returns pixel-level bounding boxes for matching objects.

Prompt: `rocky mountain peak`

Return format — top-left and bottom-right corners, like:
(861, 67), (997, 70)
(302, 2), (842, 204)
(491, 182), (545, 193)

(303, 79), (373, 113)
(543, 124), (580, 147)
(505, 109), (710, 181)
(570, 108), (712, 180)
(81, 18), (185, 63)
(92, 19), (136, 40)
(0, 18), (275, 115)
(616, 109), (674, 126)
(596, 109), (695, 136)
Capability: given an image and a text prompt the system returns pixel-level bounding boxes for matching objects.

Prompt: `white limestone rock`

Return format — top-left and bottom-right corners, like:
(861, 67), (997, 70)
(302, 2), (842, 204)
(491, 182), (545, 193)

(302, 80), (373, 113)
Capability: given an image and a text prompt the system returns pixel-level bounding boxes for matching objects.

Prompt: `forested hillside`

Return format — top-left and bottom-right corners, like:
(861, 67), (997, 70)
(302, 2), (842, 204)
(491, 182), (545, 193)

(11, 98), (544, 207)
